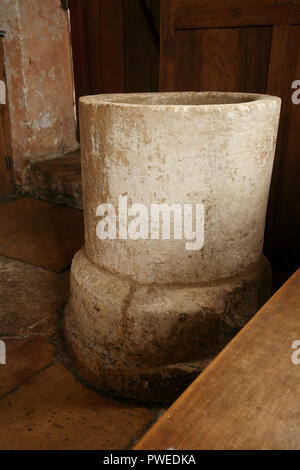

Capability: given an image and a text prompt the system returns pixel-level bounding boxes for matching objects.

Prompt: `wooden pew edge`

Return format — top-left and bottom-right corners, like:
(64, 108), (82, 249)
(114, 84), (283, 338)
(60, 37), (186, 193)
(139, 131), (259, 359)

(134, 267), (300, 450)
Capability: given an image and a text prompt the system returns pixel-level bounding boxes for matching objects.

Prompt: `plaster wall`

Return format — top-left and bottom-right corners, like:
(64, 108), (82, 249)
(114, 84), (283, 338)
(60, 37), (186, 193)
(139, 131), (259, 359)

(0, 0), (78, 187)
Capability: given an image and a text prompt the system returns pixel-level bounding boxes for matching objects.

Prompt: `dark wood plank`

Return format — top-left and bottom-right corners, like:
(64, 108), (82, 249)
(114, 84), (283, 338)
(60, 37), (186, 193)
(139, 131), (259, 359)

(146, 0), (160, 37)
(265, 25), (300, 268)
(69, 0), (89, 100)
(238, 26), (272, 93)
(99, 0), (125, 93)
(85, 0), (103, 94)
(175, 26), (271, 92)
(176, 3), (300, 29)
(124, 0), (159, 92)
(176, 0), (276, 9)
(284, 43), (300, 260)
(135, 268), (300, 450)
(0, 37), (14, 197)
(70, 0), (159, 99)
(69, 0), (125, 98)
(175, 28), (241, 92)
(159, 0), (176, 91)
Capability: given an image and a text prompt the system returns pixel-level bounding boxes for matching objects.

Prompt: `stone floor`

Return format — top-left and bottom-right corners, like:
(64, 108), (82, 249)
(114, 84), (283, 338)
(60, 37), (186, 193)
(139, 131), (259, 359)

(0, 197), (161, 450)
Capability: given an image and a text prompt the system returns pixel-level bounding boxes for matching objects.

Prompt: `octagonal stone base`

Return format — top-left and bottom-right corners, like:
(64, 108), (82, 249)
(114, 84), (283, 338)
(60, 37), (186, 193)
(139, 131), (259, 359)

(64, 248), (271, 402)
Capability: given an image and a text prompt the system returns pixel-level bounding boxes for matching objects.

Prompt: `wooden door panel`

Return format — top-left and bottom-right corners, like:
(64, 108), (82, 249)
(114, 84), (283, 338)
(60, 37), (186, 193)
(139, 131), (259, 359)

(124, 0), (159, 93)
(265, 25), (300, 266)
(175, 2), (300, 28)
(69, 0), (125, 101)
(70, 0), (159, 101)
(176, 0), (276, 9)
(175, 27), (272, 92)
(98, 0), (125, 93)
(160, 0), (300, 267)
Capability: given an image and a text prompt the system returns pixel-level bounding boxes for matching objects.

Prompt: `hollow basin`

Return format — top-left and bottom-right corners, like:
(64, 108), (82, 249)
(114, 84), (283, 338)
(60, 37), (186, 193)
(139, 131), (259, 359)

(64, 92), (281, 402)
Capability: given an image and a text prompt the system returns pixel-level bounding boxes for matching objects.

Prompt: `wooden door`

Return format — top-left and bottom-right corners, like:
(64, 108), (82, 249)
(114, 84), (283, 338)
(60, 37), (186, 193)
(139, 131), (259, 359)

(160, 0), (300, 268)
(69, 0), (159, 106)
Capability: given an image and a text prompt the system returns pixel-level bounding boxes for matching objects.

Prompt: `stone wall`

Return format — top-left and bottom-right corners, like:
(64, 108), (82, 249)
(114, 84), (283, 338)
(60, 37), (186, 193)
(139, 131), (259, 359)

(0, 0), (78, 188)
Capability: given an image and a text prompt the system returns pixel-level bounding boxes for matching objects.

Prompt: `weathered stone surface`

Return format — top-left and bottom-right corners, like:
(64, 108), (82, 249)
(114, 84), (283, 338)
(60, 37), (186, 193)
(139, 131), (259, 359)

(124, 257), (271, 365)
(31, 151), (83, 209)
(65, 92), (281, 401)
(0, 0), (78, 187)
(0, 254), (68, 336)
(80, 92), (281, 284)
(66, 248), (131, 357)
(64, 324), (208, 402)
(65, 250), (271, 401)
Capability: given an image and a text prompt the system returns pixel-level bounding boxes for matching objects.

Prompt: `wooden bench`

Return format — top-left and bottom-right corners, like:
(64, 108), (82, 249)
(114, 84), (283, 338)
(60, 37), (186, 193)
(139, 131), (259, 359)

(135, 268), (300, 450)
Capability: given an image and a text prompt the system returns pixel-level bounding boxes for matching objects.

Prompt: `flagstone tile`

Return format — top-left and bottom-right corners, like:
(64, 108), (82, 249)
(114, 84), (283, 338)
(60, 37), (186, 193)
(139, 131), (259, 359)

(0, 198), (84, 272)
(0, 363), (159, 450)
(0, 255), (69, 336)
(0, 336), (55, 397)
